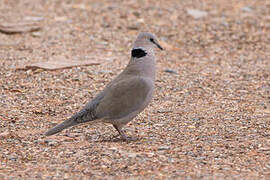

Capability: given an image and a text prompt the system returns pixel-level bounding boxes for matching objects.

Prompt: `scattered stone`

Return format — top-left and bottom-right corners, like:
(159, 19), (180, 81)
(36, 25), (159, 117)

(45, 139), (58, 146)
(20, 56), (100, 71)
(0, 21), (41, 34)
(8, 155), (17, 161)
(168, 157), (175, 163)
(24, 16), (44, 21)
(157, 109), (173, 113)
(158, 146), (170, 150)
(127, 153), (138, 158)
(187, 9), (208, 19)
(31, 31), (42, 37)
(98, 70), (113, 74)
(133, 11), (140, 17)
(108, 147), (118, 151)
(54, 16), (68, 22)
(127, 25), (139, 30)
(0, 131), (10, 139)
(164, 69), (177, 74)
(241, 7), (253, 12)
(192, 117), (200, 121)
(259, 147), (270, 151)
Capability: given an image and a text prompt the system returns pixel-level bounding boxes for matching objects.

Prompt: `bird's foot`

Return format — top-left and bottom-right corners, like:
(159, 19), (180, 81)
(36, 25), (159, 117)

(113, 125), (137, 142)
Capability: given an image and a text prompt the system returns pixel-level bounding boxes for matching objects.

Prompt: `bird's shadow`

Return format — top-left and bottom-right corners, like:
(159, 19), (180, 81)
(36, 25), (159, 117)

(86, 134), (139, 143)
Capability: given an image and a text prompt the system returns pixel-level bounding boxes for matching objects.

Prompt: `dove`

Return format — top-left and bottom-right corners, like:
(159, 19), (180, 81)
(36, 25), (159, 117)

(45, 32), (163, 141)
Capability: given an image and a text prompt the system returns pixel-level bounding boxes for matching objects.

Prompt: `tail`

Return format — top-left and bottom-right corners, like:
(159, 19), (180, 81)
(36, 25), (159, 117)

(45, 117), (79, 136)
(45, 107), (98, 136)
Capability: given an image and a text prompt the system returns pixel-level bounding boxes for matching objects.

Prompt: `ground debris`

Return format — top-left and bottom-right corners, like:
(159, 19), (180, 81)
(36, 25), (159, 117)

(186, 9), (208, 19)
(18, 56), (100, 70)
(0, 21), (41, 34)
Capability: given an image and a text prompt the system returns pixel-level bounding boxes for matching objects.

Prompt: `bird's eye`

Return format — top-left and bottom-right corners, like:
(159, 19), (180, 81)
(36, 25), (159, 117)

(150, 38), (154, 42)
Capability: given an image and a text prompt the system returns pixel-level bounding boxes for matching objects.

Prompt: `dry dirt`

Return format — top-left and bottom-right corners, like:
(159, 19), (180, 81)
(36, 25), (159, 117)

(0, 0), (270, 179)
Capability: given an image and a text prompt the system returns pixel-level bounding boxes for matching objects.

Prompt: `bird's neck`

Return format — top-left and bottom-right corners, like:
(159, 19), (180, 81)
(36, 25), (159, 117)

(125, 55), (156, 79)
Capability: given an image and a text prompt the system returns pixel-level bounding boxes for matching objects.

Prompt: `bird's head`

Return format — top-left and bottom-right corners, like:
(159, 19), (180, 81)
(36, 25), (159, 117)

(132, 32), (163, 58)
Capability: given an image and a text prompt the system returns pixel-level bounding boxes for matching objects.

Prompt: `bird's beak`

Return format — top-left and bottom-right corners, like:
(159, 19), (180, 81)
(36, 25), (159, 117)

(154, 41), (163, 50)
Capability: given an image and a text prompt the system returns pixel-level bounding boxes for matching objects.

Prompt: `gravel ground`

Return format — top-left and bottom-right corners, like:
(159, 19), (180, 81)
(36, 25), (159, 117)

(0, 0), (270, 179)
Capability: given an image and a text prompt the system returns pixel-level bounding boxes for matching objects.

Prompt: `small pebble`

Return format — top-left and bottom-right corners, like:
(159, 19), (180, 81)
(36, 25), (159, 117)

(8, 155), (17, 161)
(158, 146), (170, 150)
(108, 147), (118, 151)
(127, 153), (137, 158)
(241, 7), (253, 12)
(32, 31), (42, 37)
(164, 69), (177, 74)
(45, 139), (58, 146)
(187, 9), (208, 19)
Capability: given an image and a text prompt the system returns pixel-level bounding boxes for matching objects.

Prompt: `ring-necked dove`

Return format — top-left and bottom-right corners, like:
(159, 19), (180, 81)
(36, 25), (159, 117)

(45, 32), (163, 141)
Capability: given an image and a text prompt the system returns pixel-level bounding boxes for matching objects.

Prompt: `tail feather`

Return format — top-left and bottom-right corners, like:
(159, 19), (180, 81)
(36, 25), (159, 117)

(45, 103), (99, 136)
(45, 117), (78, 136)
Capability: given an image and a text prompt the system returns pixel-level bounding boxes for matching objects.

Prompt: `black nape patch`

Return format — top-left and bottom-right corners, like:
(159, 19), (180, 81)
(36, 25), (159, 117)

(131, 48), (147, 58)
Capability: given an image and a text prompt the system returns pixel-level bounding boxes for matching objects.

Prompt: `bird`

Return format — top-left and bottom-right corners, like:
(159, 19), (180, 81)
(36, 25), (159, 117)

(45, 32), (163, 141)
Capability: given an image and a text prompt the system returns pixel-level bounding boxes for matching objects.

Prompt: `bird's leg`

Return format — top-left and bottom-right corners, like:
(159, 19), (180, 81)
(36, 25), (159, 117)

(113, 125), (128, 140)
(113, 125), (136, 141)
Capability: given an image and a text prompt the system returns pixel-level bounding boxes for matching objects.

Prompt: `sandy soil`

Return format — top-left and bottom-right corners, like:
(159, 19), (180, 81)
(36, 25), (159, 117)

(0, 0), (270, 179)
